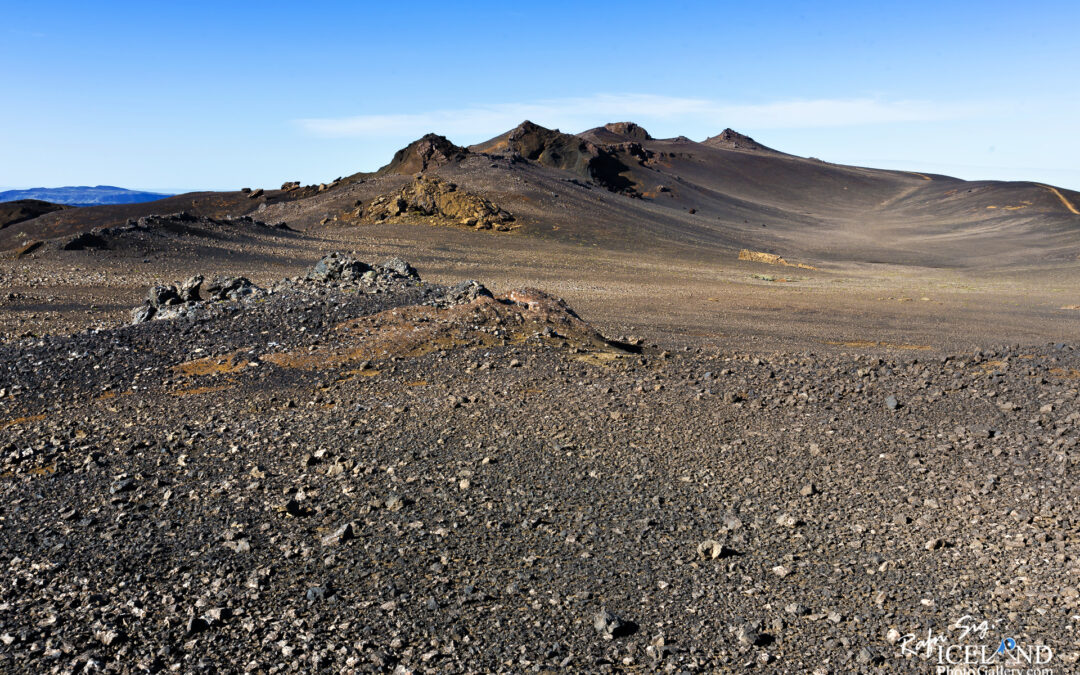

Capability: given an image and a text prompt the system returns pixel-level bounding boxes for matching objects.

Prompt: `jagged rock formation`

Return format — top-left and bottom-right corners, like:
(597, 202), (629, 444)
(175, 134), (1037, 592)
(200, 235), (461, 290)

(377, 134), (469, 175)
(703, 128), (771, 151)
(738, 249), (818, 270)
(363, 176), (515, 231)
(603, 122), (652, 140)
(482, 121), (647, 195)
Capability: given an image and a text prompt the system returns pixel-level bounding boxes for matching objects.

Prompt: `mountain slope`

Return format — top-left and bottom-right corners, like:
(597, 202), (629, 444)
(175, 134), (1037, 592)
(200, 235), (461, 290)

(5, 122), (1079, 269)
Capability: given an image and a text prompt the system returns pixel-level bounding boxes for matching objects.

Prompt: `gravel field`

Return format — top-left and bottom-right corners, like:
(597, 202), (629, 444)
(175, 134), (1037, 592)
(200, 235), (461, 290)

(1, 256), (1077, 673)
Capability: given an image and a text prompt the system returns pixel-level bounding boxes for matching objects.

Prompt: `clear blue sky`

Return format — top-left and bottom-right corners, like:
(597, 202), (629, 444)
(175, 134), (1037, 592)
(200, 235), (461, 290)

(3, 1), (1078, 192)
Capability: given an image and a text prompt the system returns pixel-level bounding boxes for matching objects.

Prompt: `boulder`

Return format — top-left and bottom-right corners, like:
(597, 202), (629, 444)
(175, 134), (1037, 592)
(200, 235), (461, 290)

(440, 280), (493, 306)
(382, 257), (419, 279)
(202, 276), (258, 301)
(306, 253), (372, 283)
(148, 285), (181, 307)
(179, 275), (203, 303)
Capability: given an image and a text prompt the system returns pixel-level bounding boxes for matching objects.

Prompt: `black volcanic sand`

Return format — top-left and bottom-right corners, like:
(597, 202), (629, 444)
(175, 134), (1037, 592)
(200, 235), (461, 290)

(1, 261), (1078, 673)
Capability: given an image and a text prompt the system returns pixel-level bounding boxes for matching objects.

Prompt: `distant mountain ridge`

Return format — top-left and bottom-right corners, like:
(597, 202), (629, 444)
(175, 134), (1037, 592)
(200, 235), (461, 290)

(0, 185), (172, 206)
(4, 120), (1080, 268)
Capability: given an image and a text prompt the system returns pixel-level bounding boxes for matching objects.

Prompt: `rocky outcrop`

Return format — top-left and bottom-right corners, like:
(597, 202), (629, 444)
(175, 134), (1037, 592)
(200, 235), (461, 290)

(363, 176), (515, 231)
(305, 252), (419, 284)
(704, 128), (770, 151)
(131, 254), (429, 324)
(502, 121), (645, 194)
(603, 122), (652, 140)
(378, 134), (469, 175)
(132, 275), (261, 323)
(507, 121), (597, 176)
(738, 249), (817, 270)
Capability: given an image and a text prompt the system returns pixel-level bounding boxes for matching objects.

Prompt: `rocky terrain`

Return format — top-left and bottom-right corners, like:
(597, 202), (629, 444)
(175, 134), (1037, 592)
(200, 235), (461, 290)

(0, 254), (1077, 673)
(1, 120), (1080, 673)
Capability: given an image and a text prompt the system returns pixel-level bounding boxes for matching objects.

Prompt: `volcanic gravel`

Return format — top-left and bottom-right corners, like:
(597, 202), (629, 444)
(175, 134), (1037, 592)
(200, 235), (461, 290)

(0, 260), (1078, 673)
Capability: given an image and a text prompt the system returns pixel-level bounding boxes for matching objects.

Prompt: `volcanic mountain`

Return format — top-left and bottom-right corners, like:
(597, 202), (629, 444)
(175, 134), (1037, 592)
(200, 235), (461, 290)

(5, 121), (1079, 268)
(0, 185), (173, 206)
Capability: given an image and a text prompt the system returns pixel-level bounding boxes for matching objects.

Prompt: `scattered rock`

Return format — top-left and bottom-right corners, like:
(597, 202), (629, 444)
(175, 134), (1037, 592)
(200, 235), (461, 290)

(593, 609), (637, 639)
(697, 539), (738, 559)
(321, 522), (357, 546)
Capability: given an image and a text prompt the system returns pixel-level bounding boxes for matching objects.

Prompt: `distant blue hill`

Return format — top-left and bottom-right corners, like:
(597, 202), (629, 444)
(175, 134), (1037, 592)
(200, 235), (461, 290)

(0, 185), (174, 206)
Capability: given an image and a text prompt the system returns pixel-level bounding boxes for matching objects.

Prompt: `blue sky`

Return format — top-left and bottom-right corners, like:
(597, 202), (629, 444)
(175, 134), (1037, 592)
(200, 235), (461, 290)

(2, 0), (1078, 192)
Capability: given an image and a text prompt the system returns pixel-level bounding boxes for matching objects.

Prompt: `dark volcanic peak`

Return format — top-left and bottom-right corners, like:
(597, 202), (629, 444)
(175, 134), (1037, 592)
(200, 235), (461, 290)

(490, 120), (639, 194)
(603, 121), (652, 140)
(703, 128), (770, 151)
(506, 121), (597, 175)
(378, 133), (469, 175)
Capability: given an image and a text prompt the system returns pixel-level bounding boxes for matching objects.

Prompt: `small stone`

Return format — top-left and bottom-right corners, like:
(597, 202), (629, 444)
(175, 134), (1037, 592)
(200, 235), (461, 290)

(223, 538), (251, 553)
(284, 498), (306, 517)
(593, 609), (636, 638)
(110, 477), (135, 494)
(776, 513), (799, 528)
(697, 539), (737, 559)
(96, 629), (125, 646)
(771, 565), (791, 578)
(185, 616), (209, 635)
(800, 483), (818, 497)
(885, 395), (899, 411)
(736, 623), (763, 647)
(321, 522), (356, 546)
(131, 304), (156, 324)
(924, 537), (945, 551)
(856, 646), (881, 665)
(306, 586), (332, 603)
